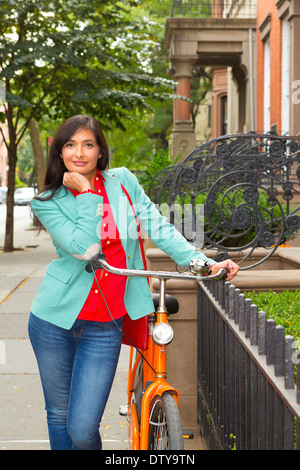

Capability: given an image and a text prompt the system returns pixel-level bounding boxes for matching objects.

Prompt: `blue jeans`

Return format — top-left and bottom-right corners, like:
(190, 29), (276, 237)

(28, 312), (123, 450)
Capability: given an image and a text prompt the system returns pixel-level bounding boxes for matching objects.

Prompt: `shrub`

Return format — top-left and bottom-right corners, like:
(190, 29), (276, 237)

(244, 290), (300, 341)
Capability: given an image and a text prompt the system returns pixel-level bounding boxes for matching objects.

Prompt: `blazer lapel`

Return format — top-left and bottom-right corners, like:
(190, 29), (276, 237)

(54, 176), (132, 253)
(102, 171), (134, 254)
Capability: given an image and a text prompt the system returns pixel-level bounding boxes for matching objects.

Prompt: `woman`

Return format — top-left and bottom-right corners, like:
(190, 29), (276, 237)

(29, 115), (239, 450)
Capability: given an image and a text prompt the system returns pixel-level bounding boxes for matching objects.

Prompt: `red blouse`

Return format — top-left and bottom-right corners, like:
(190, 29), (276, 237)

(69, 171), (127, 322)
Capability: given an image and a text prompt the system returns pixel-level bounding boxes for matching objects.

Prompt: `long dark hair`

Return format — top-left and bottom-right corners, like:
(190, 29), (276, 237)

(32, 115), (109, 230)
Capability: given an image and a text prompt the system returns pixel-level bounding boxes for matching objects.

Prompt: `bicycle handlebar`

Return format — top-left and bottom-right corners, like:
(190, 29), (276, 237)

(86, 253), (228, 282)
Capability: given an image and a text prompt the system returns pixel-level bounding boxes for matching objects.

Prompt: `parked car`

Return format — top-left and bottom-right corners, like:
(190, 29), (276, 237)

(0, 186), (7, 204)
(14, 187), (37, 206)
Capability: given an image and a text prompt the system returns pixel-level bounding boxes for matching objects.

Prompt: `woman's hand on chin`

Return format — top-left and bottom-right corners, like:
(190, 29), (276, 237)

(63, 172), (91, 193)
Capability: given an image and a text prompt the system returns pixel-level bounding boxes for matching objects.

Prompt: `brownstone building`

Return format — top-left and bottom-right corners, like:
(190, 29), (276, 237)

(164, 0), (300, 159)
(164, 0), (257, 158)
(257, 0), (300, 136)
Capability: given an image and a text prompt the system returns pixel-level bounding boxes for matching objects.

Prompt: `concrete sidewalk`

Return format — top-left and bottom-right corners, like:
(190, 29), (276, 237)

(0, 226), (129, 450)
(0, 223), (203, 451)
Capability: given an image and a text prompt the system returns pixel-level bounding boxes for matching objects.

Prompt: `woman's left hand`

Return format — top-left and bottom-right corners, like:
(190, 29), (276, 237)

(63, 172), (91, 193)
(210, 259), (240, 281)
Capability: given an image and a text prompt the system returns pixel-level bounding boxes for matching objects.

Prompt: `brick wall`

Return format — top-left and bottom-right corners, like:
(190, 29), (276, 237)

(257, 0), (283, 134)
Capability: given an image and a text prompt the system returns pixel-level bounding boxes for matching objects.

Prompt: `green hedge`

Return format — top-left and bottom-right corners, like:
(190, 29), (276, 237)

(244, 290), (300, 341)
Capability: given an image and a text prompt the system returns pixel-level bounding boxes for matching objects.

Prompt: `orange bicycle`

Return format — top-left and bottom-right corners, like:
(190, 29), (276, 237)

(87, 254), (227, 450)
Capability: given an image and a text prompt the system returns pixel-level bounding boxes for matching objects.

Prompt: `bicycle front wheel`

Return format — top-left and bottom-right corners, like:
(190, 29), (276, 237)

(148, 393), (184, 450)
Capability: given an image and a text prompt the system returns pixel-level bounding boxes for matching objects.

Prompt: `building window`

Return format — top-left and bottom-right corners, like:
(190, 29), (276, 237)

(221, 95), (227, 135)
(264, 37), (271, 134)
(281, 17), (290, 135)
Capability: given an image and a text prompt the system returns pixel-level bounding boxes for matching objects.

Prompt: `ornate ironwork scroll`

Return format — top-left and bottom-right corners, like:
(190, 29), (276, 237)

(147, 164), (179, 206)
(148, 133), (300, 270)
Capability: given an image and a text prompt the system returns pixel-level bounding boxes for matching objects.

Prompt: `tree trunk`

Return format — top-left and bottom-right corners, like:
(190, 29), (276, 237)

(4, 144), (17, 252)
(28, 118), (46, 192)
(3, 100), (17, 252)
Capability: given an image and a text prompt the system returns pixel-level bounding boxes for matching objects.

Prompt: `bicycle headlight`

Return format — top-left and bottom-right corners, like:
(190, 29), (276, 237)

(152, 322), (174, 346)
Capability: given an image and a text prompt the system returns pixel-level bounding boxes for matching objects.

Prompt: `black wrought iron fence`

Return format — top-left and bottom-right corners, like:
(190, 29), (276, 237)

(147, 164), (179, 207)
(148, 133), (300, 270)
(197, 278), (300, 450)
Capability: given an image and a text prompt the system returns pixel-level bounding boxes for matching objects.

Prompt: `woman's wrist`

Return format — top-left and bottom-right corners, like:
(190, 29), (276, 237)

(79, 184), (92, 193)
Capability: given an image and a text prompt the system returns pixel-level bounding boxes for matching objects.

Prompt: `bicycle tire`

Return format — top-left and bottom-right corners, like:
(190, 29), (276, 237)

(148, 393), (184, 450)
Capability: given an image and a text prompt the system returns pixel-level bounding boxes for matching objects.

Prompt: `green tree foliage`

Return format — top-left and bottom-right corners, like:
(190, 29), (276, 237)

(107, 0), (175, 168)
(0, 0), (174, 251)
(0, 0), (173, 128)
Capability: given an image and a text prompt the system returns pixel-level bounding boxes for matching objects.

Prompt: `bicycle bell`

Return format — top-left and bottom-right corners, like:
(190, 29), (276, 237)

(188, 259), (211, 275)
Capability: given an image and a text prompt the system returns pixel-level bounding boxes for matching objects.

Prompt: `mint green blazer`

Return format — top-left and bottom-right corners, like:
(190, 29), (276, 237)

(30, 167), (214, 329)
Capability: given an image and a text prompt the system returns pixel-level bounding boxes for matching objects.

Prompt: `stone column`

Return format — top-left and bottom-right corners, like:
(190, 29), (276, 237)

(169, 59), (196, 160)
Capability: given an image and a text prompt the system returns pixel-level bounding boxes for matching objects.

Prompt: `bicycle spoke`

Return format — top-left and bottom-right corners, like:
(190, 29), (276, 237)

(148, 394), (184, 450)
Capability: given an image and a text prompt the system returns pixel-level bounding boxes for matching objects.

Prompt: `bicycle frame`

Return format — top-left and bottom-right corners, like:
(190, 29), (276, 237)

(87, 253), (226, 450)
(127, 279), (180, 449)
